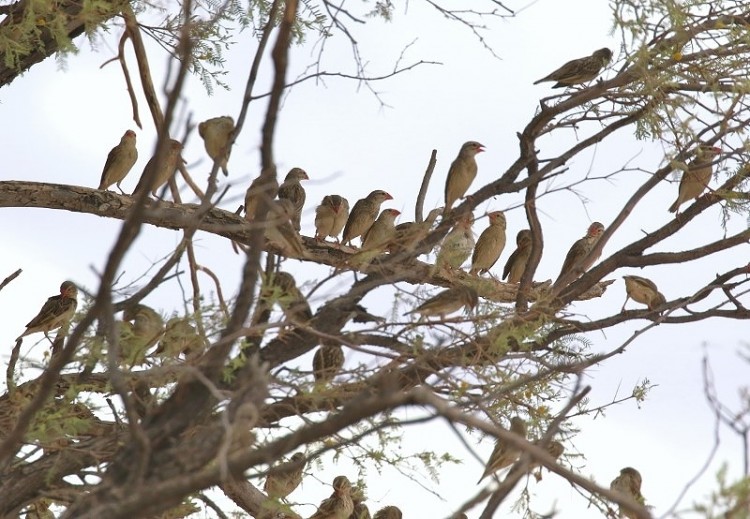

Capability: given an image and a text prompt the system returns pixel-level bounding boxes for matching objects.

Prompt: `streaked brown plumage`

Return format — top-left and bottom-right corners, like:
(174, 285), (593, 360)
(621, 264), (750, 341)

(17, 281), (78, 341)
(350, 502), (371, 519)
(668, 144), (722, 213)
(361, 208), (400, 251)
(153, 317), (206, 359)
(610, 467), (645, 519)
(120, 304), (164, 364)
(373, 506), (402, 519)
(342, 190), (393, 246)
(503, 229), (533, 283)
(308, 475), (354, 519)
(198, 115), (234, 176)
(534, 47), (612, 88)
(444, 141), (485, 211)
(470, 211), (507, 276)
(264, 452), (306, 500)
(529, 439), (565, 470)
(245, 169), (280, 221)
(132, 139), (183, 198)
(555, 222), (605, 283)
(278, 167), (309, 231)
(622, 275), (666, 311)
(98, 130), (138, 192)
(434, 212), (474, 272)
(477, 416), (527, 483)
(315, 195), (350, 242)
(270, 271), (312, 323)
(390, 207), (443, 253)
(313, 341), (345, 383)
(405, 285), (478, 319)
(265, 199), (306, 257)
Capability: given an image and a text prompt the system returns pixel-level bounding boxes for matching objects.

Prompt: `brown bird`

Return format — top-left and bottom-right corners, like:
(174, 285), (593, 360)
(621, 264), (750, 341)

(132, 139), (183, 198)
(668, 144), (722, 213)
(534, 47), (613, 88)
(350, 501), (371, 519)
(622, 275), (666, 312)
(308, 475), (355, 519)
(313, 341), (345, 383)
(529, 439), (565, 471)
(264, 452), (306, 500)
(555, 221), (605, 284)
(120, 304), (164, 364)
(315, 195), (350, 242)
(278, 167), (309, 231)
(434, 212), (475, 272)
(265, 199), (306, 257)
(342, 190), (393, 246)
(470, 211), (507, 276)
(444, 141), (485, 212)
(390, 207), (443, 254)
(361, 208), (401, 251)
(373, 506), (402, 519)
(269, 271), (312, 323)
(245, 169), (280, 221)
(503, 229), (533, 283)
(17, 281), (78, 341)
(405, 285), (478, 319)
(610, 467), (645, 519)
(152, 317), (206, 359)
(477, 416), (527, 483)
(98, 130), (138, 192)
(198, 115), (234, 176)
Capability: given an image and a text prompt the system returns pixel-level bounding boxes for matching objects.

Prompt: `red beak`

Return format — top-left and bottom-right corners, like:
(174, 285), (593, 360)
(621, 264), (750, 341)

(385, 192), (393, 200)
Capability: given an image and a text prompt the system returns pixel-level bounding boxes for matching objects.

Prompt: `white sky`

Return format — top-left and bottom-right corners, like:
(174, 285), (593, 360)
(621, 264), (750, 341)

(0, 0), (747, 517)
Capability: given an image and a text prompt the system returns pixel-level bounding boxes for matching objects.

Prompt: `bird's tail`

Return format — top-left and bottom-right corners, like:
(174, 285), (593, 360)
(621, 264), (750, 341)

(667, 199), (679, 213)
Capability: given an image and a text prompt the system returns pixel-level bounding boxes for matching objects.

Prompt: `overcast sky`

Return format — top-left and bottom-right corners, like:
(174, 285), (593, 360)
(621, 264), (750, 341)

(0, 0), (747, 517)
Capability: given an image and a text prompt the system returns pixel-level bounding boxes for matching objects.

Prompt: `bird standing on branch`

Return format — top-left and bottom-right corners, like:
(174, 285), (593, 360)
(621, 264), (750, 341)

(555, 222), (605, 284)
(198, 115), (234, 176)
(244, 169), (279, 221)
(373, 506), (402, 519)
(668, 144), (722, 214)
(434, 212), (474, 273)
(342, 190), (393, 246)
(315, 195), (350, 243)
(503, 229), (533, 283)
(470, 211), (507, 276)
(308, 475), (354, 519)
(622, 275), (666, 312)
(132, 139), (183, 198)
(610, 467), (645, 519)
(534, 47), (612, 88)
(313, 341), (345, 384)
(444, 141), (485, 212)
(361, 208), (400, 252)
(17, 281), (78, 341)
(263, 452), (306, 500)
(98, 130), (138, 192)
(278, 167), (309, 231)
(404, 285), (478, 319)
(477, 416), (527, 483)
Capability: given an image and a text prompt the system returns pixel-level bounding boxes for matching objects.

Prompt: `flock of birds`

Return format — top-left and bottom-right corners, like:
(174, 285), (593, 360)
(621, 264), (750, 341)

(13, 47), (718, 517)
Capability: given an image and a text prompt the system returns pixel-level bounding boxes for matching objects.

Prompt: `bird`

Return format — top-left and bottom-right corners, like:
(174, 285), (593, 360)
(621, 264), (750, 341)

(198, 115), (234, 176)
(668, 144), (722, 213)
(120, 304), (164, 364)
(373, 506), (402, 519)
(17, 281), (78, 341)
(444, 141), (485, 212)
(404, 285), (478, 319)
(503, 229), (533, 284)
(277, 167), (309, 231)
(470, 211), (507, 276)
(534, 47), (613, 88)
(263, 452), (306, 500)
(622, 275), (666, 312)
(389, 207), (443, 254)
(342, 190), (393, 246)
(610, 467), (645, 519)
(350, 304), (385, 324)
(315, 195), (350, 243)
(265, 199), (306, 257)
(477, 416), (527, 483)
(313, 341), (345, 383)
(132, 139), (183, 198)
(555, 222), (605, 284)
(152, 317), (206, 359)
(98, 130), (138, 192)
(361, 209), (401, 251)
(529, 439), (565, 473)
(269, 271), (312, 323)
(350, 501), (371, 519)
(433, 212), (475, 272)
(244, 169), (280, 221)
(308, 475), (354, 519)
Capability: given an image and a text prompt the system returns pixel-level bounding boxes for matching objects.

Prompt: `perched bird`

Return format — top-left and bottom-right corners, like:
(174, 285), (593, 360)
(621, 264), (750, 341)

(433, 212), (475, 272)
(245, 170), (280, 221)
(308, 475), (354, 519)
(265, 199), (306, 257)
(315, 195), (350, 242)
(132, 139), (183, 198)
(198, 115), (234, 176)
(555, 222), (605, 284)
(610, 467), (645, 519)
(477, 416), (527, 483)
(263, 452), (306, 500)
(668, 144), (722, 213)
(120, 304), (164, 364)
(373, 506), (402, 519)
(152, 317), (206, 359)
(503, 229), (533, 284)
(277, 167), (309, 231)
(622, 275), (666, 312)
(313, 341), (345, 384)
(389, 207), (443, 254)
(470, 211), (507, 276)
(534, 47), (613, 88)
(404, 285), (478, 319)
(350, 501), (371, 519)
(361, 209), (401, 251)
(529, 440), (565, 472)
(270, 271), (312, 323)
(444, 141), (485, 212)
(342, 190), (393, 246)
(17, 281), (78, 341)
(98, 130), (138, 192)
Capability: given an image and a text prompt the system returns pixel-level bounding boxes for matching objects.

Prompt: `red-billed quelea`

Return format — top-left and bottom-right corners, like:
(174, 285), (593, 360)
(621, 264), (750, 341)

(503, 229), (533, 283)
(315, 195), (350, 243)
(444, 141), (485, 212)
(477, 416), (527, 483)
(349, 492), (371, 519)
(308, 475), (354, 519)
(529, 439), (565, 474)
(622, 275), (666, 312)
(263, 452), (306, 500)
(265, 199), (306, 258)
(132, 139), (183, 198)
(470, 211), (507, 276)
(245, 169), (279, 221)
(610, 467), (645, 519)
(120, 304), (164, 364)
(555, 222), (605, 284)
(434, 212), (475, 273)
(313, 340), (345, 384)
(390, 207), (443, 254)
(361, 208), (400, 252)
(534, 48), (613, 88)
(152, 317), (206, 359)
(198, 115), (234, 176)
(278, 167), (309, 231)
(668, 144), (722, 214)
(98, 130), (138, 192)
(271, 271), (312, 322)
(405, 285), (478, 320)
(17, 281), (78, 341)
(342, 190), (393, 246)
(373, 506), (402, 519)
